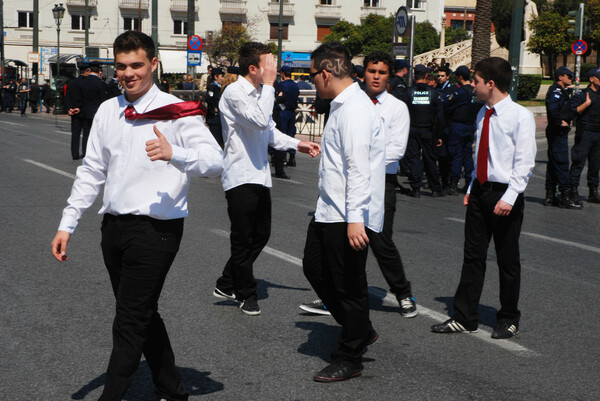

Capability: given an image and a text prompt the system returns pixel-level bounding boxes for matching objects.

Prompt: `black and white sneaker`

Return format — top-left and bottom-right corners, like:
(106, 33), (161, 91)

(431, 319), (478, 333)
(492, 323), (519, 339)
(299, 299), (331, 316)
(399, 296), (418, 318)
(239, 297), (261, 316)
(213, 287), (237, 302)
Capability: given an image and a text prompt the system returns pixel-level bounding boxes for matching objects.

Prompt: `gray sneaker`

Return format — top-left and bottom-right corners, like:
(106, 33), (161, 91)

(399, 296), (418, 318)
(299, 299), (331, 316)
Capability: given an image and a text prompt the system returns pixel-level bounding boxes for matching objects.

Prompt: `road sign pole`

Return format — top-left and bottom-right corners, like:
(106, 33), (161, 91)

(575, 3), (584, 94)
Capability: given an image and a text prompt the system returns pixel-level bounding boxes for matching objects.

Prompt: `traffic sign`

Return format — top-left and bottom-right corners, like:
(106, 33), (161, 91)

(187, 50), (202, 66)
(395, 7), (411, 37)
(27, 52), (40, 63)
(187, 35), (203, 51)
(392, 43), (409, 56)
(572, 39), (588, 56)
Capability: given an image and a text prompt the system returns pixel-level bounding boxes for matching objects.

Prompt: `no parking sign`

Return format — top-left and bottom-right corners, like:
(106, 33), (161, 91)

(572, 40), (588, 56)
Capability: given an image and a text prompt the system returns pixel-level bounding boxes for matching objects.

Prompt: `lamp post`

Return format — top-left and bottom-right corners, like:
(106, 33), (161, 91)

(52, 3), (65, 115)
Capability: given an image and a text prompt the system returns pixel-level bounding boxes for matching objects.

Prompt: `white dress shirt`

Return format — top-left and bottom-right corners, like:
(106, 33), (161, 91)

(469, 95), (537, 205)
(219, 76), (300, 191)
(373, 90), (410, 174)
(58, 84), (223, 233)
(315, 82), (386, 233)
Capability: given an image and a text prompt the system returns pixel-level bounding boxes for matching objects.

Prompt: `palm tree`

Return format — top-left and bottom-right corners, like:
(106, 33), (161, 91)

(472, 0), (492, 66)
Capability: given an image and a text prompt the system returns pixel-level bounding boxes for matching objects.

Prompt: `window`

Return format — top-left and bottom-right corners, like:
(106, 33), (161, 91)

(173, 20), (188, 35)
(407, 0), (423, 9)
(270, 23), (289, 40)
(123, 17), (142, 31)
(317, 25), (332, 41)
(71, 15), (90, 31)
(320, 0), (333, 4)
(364, 0), (380, 6)
(450, 19), (473, 31)
(17, 11), (33, 28)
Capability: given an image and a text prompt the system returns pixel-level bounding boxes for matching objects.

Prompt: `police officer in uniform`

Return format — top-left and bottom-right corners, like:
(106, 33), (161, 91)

(567, 67), (600, 208)
(435, 66), (455, 193)
(79, 62), (108, 158)
(65, 63), (90, 159)
(390, 59), (409, 99)
(402, 64), (445, 197)
(442, 65), (483, 195)
(544, 66), (573, 207)
(205, 67), (225, 148)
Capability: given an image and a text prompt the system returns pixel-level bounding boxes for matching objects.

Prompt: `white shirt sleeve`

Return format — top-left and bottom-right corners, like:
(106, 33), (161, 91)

(268, 120), (301, 150)
(385, 101), (410, 163)
(224, 84), (275, 131)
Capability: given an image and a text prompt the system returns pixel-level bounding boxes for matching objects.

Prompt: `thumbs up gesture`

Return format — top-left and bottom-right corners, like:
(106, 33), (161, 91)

(146, 125), (173, 161)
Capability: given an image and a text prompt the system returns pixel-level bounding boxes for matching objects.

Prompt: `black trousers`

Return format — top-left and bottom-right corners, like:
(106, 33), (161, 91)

(366, 177), (411, 299)
(70, 116), (85, 159)
(217, 184), (271, 300)
(99, 214), (188, 401)
(453, 180), (524, 330)
(545, 126), (570, 193)
(207, 119), (223, 149)
(406, 127), (442, 192)
(303, 218), (373, 366)
(569, 129), (600, 188)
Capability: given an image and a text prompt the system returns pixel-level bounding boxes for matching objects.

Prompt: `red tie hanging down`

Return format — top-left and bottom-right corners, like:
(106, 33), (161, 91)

(477, 108), (495, 184)
(371, 98), (378, 105)
(124, 100), (207, 121)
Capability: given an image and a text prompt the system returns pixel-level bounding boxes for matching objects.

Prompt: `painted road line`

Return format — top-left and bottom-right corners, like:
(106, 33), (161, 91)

(22, 159), (76, 180)
(210, 227), (536, 355)
(55, 130), (71, 136)
(0, 120), (24, 127)
(445, 217), (600, 254)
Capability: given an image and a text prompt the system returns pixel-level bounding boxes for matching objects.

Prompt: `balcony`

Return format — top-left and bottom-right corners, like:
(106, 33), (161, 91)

(314, 4), (342, 20)
(119, 0), (149, 9)
(66, 0), (98, 6)
(360, 6), (387, 20)
(171, 0), (198, 12)
(220, 0), (247, 16)
(268, 2), (295, 18)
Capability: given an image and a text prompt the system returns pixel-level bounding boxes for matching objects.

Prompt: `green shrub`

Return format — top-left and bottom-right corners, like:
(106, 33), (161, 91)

(517, 74), (542, 100)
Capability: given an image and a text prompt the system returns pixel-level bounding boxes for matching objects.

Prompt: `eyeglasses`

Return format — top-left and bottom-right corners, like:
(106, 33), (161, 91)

(309, 69), (327, 79)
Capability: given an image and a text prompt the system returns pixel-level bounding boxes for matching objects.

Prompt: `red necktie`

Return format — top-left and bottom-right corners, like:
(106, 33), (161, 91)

(124, 100), (207, 121)
(477, 108), (495, 184)
(371, 98), (378, 105)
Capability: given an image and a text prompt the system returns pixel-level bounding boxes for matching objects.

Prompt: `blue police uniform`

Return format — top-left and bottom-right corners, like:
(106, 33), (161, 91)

(278, 78), (300, 164)
(544, 82), (572, 206)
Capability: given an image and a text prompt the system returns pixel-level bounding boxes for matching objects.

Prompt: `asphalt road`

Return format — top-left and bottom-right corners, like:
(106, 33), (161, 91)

(1, 111), (599, 401)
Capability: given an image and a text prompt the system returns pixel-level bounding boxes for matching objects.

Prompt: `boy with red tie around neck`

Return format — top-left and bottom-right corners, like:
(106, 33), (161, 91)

(51, 31), (223, 400)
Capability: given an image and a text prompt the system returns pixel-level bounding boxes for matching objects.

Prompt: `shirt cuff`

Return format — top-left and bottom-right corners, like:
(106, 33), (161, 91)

(500, 187), (519, 206)
(346, 209), (366, 224)
(168, 145), (187, 171)
(58, 212), (78, 234)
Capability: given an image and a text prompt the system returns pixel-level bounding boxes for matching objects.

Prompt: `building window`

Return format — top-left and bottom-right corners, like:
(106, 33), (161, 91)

(317, 25), (332, 41)
(364, 0), (380, 6)
(450, 19), (473, 31)
(270, 23), (289, 40)
(320, 0), (333, 5)
(123, 17), (142, 31)
(407, 0), (423, 9)
(17, 11), (33, 28)
(71, 15), (90, 31)
(173, 20), (188, 35)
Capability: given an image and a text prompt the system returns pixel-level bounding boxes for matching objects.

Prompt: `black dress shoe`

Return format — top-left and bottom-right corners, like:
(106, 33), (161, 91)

(407, 189), (421, 198)
(431, 190), (445, 197)
(313, 361), (363, 382)
(272, 173), (290, 179)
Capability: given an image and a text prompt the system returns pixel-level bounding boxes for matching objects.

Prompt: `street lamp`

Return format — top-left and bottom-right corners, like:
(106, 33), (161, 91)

(52, 3), (65, 115)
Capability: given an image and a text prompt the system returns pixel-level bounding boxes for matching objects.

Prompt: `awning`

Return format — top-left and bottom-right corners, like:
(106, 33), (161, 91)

(159, 50), (187, 74)
(4, 59), (28, 67)
(281, 52), (311, 68)
(47, 54), (81, 64)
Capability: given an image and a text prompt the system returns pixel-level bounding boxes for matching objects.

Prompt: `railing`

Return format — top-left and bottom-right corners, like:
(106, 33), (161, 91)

(314, 4), (342, 19)
(66, 0), (98, 6)
(219, 0), (247, 15)
(171, 0), (198, 12)
(268, 2), (295, 17)
(118, 0), (149, 9)
(360, 6), (387, 19)
(412, 33), (501, 68)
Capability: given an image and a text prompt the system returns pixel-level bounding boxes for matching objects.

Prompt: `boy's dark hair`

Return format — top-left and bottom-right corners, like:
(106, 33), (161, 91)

(437, 66), (450, 75)
(362, 51), (393, 74)
(474, 57), (512, 93)
(311, 42), (352, 79)
(113, 30), (156, 61)
(239, 42), (271, 76)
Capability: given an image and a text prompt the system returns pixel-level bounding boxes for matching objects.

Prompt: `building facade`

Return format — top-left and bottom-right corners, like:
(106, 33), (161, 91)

(2, 0), (443, 78)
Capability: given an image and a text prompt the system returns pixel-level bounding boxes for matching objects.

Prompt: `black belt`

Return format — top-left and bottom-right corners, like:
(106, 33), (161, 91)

(473, 179), (508, 191)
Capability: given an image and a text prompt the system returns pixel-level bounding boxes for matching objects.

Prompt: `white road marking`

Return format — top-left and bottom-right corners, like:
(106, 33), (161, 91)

(209, 227), (535, 355)
(445, 217), (600, 254)
(55, 130), (71, 136)
(22, 159), (76, 179)
(0, 120), (24, 127)
(272, 177), (303, 185)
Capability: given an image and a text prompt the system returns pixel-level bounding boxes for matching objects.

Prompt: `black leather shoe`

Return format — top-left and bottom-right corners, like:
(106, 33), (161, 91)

(431, 190), (445, 197)
(272, 173), (290, 179)
(407, 189), (421, 198)
(313, 361), (363, 382)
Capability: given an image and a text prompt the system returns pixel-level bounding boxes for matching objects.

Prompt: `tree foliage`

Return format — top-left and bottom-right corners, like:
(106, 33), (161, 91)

(527, 11), (570, 78)
(414, 21), (440, 54)
(207, 24), (252, 67)
(445, 27), (471, 46)
(324, 15), (393, 56)
(491, 0), (512, 49)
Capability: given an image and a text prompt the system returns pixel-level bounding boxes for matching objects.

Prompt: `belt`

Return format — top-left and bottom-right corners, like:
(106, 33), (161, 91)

(474, 179), (508, 191)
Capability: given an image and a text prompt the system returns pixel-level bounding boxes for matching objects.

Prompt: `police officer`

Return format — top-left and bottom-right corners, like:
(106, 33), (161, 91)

(390, 59), (409, 99)
(278, 65), (300, 166)
(65, 63), (90, 159)
(567, 67), (600, 208)
(435, 66), (455, 193)
(544, 66), (574, 207)
(402, 64), (445, 197)
(205, 67), (225, 148)
(441, 65), (483, 195)
(79, 62), (108, 158)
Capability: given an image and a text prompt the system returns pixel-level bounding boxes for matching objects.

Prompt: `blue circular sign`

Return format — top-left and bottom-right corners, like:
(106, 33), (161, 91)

(188, 35), (203, 51)
(572, 40), (587, 56)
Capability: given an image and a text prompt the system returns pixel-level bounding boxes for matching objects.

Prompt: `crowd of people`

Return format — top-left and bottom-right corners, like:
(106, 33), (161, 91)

(43, 27), (597, 399)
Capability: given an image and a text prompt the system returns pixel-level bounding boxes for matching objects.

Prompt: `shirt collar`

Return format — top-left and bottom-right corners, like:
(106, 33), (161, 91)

(120, 84), (160, 114)
(487, 94), (512, 116)
(331, 82), (360, 108)
(375, 90), (389, 104)
(238, 75), (259, 96)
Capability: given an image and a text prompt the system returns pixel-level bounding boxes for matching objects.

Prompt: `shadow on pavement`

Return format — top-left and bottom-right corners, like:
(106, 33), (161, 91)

(433, 296), (498, 329)
(71, 362), (223, 400)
